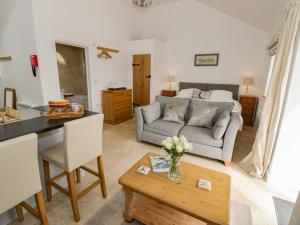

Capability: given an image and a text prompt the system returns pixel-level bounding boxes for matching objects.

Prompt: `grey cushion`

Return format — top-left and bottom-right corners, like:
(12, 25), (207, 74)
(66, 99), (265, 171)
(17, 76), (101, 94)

(156, 96), (190, 118)
(163, 103), (186, 124)
(212, 111), (231, 139)
(188, 99), (235, 121)
(142, 102), (161, 124)
(144, 119), (184, 137)
(187, 105), (217, 128)
(180, 126), (223, 147)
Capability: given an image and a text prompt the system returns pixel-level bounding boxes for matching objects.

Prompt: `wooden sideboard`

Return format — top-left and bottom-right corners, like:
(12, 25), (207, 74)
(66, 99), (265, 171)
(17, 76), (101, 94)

(102, 89), (133, 125)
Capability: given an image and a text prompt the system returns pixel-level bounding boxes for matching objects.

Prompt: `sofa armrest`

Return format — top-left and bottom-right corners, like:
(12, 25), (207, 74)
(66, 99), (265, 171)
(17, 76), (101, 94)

(222, 112), (241, 162)
(135, 107), (145, 140)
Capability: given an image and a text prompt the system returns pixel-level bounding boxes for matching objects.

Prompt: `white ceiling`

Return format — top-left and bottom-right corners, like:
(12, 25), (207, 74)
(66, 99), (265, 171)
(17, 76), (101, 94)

(123, 0), (287, 32)
(196, 0), (287, 32)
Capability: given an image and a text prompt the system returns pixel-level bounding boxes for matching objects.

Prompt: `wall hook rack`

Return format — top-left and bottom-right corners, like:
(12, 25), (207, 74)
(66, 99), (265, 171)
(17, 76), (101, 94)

(97, 46), (119, 60)
(0, 56), (12, 61)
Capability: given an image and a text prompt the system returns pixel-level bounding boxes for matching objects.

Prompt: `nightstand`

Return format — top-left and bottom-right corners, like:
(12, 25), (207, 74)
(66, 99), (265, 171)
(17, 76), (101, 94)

(239, 95), (258, 126)
(161, 90), (177, 97)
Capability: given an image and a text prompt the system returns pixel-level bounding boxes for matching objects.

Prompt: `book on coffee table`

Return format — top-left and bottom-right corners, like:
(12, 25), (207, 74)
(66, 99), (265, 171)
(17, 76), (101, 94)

(149, 156), (170, 173)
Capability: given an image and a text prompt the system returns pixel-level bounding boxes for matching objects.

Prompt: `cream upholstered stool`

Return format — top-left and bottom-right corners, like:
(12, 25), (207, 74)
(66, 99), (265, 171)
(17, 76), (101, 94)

(0, 134), (49, 225)
(41, 114), (107, 222)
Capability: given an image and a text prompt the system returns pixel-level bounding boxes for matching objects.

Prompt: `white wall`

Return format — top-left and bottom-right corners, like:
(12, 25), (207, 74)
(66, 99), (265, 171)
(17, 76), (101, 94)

(141, 0), (270, 114)
(0, 0), (44, 107)
(128, 39), (166, 102)
(31, 0), (142, 111)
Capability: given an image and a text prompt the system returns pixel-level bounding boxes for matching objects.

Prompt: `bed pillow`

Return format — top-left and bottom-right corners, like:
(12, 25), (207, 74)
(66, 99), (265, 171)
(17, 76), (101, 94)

(177, 89), (194, 98)
(212, 111), (231, 139)
(163, 103), (187, 124)
(200, 91), (211, 100)
(192, 89), (201, 98)
(141, 102), (161, 124)
(210, 95), (233, 101)
(187, 105), (218, 128)
(210, 90), (233, 99)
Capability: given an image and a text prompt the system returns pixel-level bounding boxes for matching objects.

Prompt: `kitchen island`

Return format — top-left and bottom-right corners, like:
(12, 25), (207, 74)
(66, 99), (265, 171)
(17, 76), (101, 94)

(0, 106), (99, 224)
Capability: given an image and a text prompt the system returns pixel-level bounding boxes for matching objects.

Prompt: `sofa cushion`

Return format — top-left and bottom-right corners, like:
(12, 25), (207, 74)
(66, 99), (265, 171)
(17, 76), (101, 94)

(156, 96), (190, 118)
(212, 111), (231, 139)
(188, 99), (234, 121)
(179, 126), (223, 148)
(144, 119), (184, 137)
(187, 105), (218, 128)
(163, 103), (186, 124)
(142, 102), (161, 124)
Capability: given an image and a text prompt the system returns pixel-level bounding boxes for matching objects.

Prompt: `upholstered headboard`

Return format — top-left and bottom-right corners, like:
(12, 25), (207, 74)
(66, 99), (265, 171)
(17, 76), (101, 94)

(179, 82), (240, 100)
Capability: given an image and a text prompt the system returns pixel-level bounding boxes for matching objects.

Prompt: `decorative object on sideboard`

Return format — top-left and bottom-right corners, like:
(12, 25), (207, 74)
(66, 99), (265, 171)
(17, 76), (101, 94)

(194, 53), (219, 66)
(97, 46), (119, 60)
(133, 0), (152, 8)
(166, 75), (176, 90)
(243, 76), (254, 95)
(107, 82), (126, 91)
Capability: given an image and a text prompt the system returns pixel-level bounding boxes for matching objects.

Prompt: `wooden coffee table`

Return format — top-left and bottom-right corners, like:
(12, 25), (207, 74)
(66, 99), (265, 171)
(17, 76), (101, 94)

(118, 153), (231, 225)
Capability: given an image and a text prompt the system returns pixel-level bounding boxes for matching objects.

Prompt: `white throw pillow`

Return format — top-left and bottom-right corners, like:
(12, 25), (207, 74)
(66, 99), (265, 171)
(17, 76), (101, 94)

(211, 90), (233, 98)
(177, 88), (201, 99)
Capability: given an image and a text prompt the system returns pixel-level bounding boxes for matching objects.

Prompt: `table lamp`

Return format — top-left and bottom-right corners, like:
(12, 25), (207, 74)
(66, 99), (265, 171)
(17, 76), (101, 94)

(167, 75), (176, 90)
(243, 76), (254, 95)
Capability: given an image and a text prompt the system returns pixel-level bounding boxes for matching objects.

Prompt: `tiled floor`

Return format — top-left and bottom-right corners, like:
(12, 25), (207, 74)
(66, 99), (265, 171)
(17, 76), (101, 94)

(7, 119), (292, 225)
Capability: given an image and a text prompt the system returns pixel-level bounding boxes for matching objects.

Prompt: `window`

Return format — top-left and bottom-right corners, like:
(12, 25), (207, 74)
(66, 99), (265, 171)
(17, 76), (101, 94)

(264, 55), (276, 97)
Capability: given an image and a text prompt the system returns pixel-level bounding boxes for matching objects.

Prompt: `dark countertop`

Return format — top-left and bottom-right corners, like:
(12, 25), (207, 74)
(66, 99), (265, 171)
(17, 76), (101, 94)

(0, 106), (98, 142)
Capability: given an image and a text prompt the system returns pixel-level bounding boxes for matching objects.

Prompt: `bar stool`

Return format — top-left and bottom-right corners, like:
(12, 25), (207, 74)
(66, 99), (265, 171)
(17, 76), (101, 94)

(0, 134), (49, 225)
(41, 114), (107, 222)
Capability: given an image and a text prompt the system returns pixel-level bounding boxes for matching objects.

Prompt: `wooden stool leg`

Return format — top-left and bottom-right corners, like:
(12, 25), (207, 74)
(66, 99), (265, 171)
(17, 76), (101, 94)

(67, 171), (80, 222)
(97, 155), (107, 198)
(43, 160), (52, 201)
(76, 168), (81, 183)
(15, 204), (24, 222)
(35, 191), (49, 225)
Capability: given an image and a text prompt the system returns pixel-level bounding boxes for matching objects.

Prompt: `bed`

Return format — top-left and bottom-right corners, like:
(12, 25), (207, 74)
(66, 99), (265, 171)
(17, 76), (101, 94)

(179, 82), (240, 100)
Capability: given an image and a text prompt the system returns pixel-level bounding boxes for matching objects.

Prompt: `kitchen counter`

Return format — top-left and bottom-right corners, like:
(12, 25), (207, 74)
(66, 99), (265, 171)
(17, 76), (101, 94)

(0, 106), (98, 142)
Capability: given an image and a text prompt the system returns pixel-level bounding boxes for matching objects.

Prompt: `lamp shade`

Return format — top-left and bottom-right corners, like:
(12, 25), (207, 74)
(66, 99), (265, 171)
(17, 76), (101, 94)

(243, 76), (254, 86)
(167, 75), (176, 82)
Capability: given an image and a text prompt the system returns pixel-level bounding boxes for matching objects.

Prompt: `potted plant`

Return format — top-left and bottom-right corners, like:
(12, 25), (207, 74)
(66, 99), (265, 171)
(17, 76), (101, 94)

(162, 136), (192, 181)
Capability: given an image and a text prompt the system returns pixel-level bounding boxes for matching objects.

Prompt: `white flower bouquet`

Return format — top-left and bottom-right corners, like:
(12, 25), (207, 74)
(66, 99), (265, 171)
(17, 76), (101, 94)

(162, 135), (192, 181)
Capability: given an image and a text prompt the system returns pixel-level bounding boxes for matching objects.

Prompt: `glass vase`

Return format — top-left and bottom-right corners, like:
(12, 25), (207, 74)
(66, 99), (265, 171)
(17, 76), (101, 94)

(168, 156), (181, 182)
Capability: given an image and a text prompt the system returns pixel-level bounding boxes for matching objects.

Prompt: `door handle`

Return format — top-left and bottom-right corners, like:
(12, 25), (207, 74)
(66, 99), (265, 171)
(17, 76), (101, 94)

(146, 75), (151, 79)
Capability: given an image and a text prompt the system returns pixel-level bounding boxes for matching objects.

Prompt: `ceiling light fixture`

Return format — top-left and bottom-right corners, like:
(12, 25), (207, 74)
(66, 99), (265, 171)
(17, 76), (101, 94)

(133, 0), (152, 8)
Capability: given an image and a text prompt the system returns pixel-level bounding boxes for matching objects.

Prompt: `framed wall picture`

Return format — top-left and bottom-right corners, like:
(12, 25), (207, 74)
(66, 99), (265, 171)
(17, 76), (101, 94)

(194, 53), (219, 66)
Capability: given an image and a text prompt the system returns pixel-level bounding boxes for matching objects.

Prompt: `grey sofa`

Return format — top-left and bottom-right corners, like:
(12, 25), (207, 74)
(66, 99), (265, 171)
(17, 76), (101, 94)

(135, 96), (242, 165)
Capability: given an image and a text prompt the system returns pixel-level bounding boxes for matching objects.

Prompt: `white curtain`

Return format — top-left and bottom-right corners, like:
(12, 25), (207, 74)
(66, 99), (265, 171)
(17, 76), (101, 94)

(240, 0), (300, 178)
